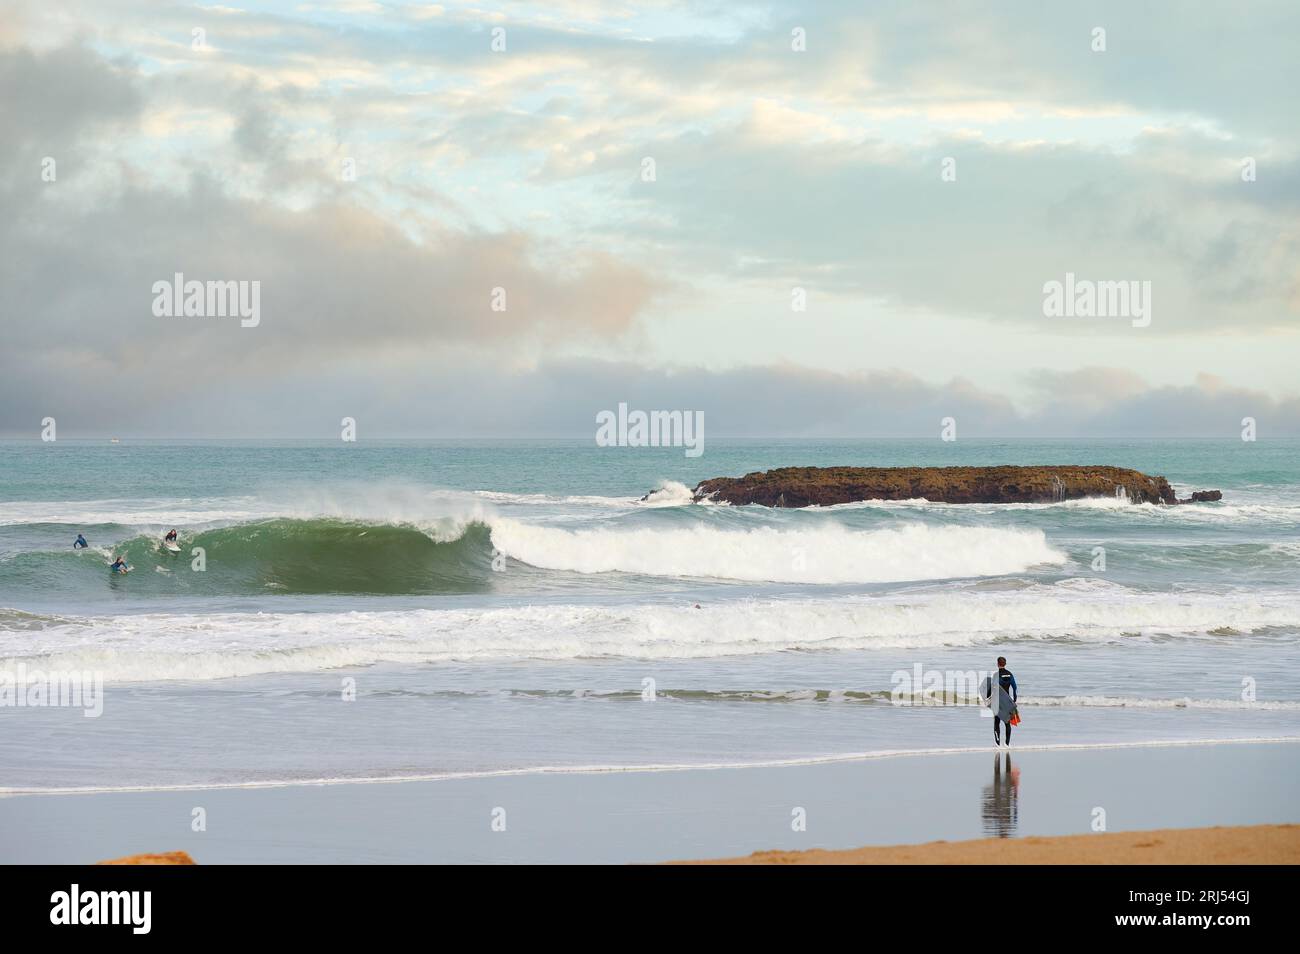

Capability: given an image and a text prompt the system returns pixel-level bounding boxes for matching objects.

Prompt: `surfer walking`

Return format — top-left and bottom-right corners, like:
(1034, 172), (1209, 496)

(993, 656), (1018, 746)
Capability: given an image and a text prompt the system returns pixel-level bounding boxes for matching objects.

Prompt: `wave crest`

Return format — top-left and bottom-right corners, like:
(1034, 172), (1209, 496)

(490, 520), (1067, 583)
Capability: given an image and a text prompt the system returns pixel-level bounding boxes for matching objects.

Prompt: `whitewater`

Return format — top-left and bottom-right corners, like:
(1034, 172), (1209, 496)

(1, 437), (1298, 790)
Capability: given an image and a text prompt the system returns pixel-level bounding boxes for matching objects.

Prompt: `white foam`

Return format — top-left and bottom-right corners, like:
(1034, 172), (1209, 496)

(819, 495), (1300, 523)
(637, 480), (699, 507)
(4, 588), (1299, 681)
(0, 487), (496, 543)
(473, 490), (634, 508)
(1023, 695), (1300, 711)
(260, 485), (496, 542)
(822, 495), (1131, 512)
(474, 480), (699, 510)
(490, 520), (1067, 583)
(0, 497), (269, 527)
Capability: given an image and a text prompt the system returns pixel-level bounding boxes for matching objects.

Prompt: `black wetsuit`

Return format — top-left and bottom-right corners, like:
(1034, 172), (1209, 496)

(994, 667), (1018, 744)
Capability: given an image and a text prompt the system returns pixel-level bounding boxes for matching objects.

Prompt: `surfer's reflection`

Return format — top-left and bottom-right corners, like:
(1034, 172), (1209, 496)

(980, 752), (1020, 838)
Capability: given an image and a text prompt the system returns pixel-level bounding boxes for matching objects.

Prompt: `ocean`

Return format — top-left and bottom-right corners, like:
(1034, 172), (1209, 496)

(2, 438), (1298, 792)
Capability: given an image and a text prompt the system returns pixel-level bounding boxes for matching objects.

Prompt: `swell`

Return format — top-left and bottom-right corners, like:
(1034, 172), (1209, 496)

(0, 513), (1070, 594)
(2, 492), (1298, 597)
(0, 519), (496, 595)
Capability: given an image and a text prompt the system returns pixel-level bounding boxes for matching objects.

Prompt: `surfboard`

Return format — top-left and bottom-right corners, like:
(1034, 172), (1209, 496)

(111, 565), (132, 574)
(979, 675), (1017, 723)
(162, 541), (181, 553)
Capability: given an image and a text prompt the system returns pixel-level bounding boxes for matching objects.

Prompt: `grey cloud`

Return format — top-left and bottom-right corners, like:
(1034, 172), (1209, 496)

(0, 179), (661, 401)
(4, 8), (1298, 439)
(1035, 372), (1300, 439)
(605, 125), (1300, 334)
(6, 356), (1296, 439)
(0, 43), (664, 432)
(0, 42), (142, 227)
(0, 43), (140, 151)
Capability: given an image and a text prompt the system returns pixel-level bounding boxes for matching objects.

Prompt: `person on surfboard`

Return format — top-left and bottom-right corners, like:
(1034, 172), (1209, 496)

(164, 529), (179, 543)
(74, 533), (88, 549)
(110, 555), (129, 573)
(993, 656), (1018, 747)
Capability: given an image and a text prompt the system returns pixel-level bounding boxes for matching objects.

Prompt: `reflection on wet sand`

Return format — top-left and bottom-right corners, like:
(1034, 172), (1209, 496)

(981, 752), (1020, 838)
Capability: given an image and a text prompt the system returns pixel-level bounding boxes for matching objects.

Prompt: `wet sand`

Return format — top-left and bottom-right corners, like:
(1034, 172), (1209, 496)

(1, 740), (1296, 863)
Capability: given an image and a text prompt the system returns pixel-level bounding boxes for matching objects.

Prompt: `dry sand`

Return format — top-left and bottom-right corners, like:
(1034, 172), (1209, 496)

(680, 824), (1300, 865)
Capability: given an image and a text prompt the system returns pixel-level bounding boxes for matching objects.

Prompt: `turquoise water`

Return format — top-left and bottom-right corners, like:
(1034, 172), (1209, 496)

(1, 438), (1298, 790)
(4, 437), (1295, 502)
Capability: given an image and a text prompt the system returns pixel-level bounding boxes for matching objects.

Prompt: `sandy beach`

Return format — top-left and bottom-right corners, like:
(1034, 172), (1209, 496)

(682, 824), (1300, 865)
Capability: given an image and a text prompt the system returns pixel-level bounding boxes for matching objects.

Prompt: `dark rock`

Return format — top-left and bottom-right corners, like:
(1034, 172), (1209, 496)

(1182, 490), (1223, 503)
(686, 465), (1220, 507)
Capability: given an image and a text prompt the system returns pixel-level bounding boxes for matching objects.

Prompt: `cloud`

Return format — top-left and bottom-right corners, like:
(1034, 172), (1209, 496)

(2, 4), (1297, 439)
(5, 354), (1297, 438)
(0, 42), (664, 430)
(1027, 371), (1300, 439)
(1, 179), (662, 398)
(1, 41), (138, 132)
(602, 119), (1300, 334)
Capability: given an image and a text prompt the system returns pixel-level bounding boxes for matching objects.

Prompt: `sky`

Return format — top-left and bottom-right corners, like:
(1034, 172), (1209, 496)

(1, 0), (1297, 437)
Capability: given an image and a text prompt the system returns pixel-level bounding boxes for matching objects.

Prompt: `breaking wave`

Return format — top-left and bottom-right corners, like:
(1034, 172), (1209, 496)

(4, 590), (1298, 681)
(488, 521), (1066, 583)
(2, 513), (1068, 593)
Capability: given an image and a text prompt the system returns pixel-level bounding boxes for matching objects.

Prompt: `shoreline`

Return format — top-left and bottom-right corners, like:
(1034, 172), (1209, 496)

(4, 735), (1296, 798)
(2, 740), (1296, 864)
(678, 824), (1300, 865)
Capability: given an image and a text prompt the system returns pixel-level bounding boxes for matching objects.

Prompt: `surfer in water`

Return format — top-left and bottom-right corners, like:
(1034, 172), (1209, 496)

(164, 529), (179, 543)
(74, 533), (88, 549)
(110, 555), (128, 573)
(994, 656), (1018, 746)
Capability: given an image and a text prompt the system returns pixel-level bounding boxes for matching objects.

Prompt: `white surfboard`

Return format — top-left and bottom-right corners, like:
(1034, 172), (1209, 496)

(978, 675), (1017, 723)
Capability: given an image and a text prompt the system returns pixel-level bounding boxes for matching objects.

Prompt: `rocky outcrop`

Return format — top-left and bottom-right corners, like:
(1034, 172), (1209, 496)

(687, 465), (1220, 507)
